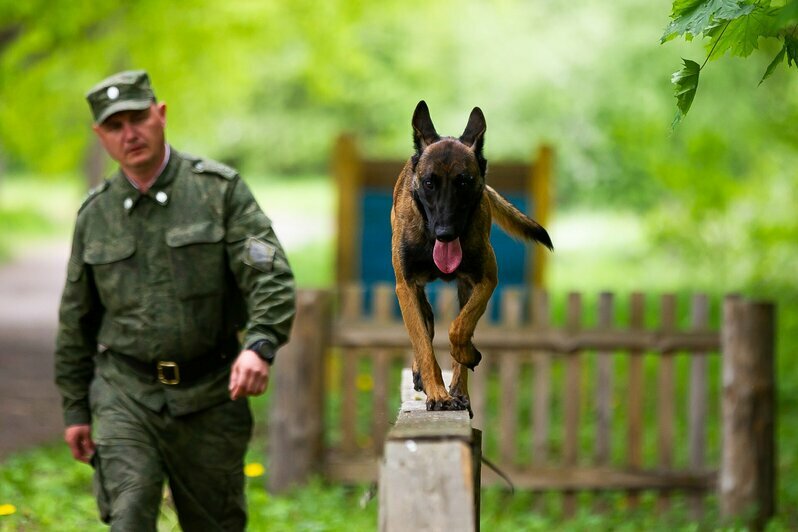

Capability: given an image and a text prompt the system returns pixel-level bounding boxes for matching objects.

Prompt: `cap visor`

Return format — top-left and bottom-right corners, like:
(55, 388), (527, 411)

(95, 99), (153, 124)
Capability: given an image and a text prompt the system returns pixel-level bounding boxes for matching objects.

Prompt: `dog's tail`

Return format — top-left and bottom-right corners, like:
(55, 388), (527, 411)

(486, 185), (553, 250)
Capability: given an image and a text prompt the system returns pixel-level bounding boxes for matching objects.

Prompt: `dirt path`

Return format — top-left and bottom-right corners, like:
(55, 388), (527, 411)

(0, 241), (70, 459)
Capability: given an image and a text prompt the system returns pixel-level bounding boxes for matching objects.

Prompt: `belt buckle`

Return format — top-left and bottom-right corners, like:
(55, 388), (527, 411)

(157, 361), (180, 385)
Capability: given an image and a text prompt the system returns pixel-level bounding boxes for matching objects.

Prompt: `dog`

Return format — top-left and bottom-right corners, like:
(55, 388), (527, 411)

(390, 100), (553, 413)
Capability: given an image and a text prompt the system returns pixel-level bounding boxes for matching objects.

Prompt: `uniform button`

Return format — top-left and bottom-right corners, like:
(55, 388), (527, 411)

(155, 191), (168, 204)
(123, 197), (134, 210)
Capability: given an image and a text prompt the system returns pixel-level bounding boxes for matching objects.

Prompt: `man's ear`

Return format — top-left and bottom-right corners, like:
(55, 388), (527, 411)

(155, 102), (167, 125)
(412, 100), (440, 156)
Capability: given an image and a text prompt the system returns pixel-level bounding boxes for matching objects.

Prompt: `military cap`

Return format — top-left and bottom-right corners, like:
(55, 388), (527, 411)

(86, 70), (157, 124)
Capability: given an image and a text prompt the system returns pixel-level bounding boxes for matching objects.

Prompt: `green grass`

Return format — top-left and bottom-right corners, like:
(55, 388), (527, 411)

(0, 442), (377, 531)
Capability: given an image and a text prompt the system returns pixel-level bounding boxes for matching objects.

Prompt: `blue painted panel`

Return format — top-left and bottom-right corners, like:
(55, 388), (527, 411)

(360, 190), (394, 284)
(357, 188), (534, 319)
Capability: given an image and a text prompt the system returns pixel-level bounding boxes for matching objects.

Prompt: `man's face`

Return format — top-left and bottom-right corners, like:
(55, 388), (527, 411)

(93, 103), (166, 172)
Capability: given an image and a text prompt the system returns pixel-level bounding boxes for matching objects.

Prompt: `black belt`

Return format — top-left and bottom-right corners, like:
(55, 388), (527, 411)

(107, 350), (233, 386)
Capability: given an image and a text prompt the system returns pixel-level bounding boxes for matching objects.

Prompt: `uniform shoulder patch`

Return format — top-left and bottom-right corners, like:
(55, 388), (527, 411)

(78, 180), (110, 213)
(189, 156), (238, 180)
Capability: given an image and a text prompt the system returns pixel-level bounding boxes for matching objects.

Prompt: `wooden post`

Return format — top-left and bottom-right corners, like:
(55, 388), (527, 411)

(529, 145), (553, 288)
(720, 297), (776, 529)
(379, 369), (481, 532)
(333, 134), (363, 285)
(268, 289), (331, 493)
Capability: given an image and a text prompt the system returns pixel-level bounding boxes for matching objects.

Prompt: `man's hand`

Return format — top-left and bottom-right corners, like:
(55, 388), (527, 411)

(229, 350), (270, 400)
(65, 424), (94, 463)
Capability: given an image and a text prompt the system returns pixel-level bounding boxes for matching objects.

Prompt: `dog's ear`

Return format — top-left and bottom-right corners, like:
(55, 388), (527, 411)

(460, 107), (487, 175)
(460, 107), (486, 150)
(412, 100), (440, 154)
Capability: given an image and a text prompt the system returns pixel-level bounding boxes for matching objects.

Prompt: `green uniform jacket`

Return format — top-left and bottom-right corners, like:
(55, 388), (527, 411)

(55, 149), (296, 427)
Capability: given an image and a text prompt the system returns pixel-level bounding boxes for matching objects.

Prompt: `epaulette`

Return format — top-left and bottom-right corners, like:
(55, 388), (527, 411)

(189, 156), (238, 180)
(78, 180), (109, 213)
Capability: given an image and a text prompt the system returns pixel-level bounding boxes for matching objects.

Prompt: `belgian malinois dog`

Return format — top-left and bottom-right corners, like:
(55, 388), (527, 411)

(391, 101), (553, 413)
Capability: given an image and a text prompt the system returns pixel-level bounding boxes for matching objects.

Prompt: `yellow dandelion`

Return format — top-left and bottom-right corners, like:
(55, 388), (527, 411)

(0, 504), (16, 516)
(244, 463), (265, 478)
(356, 373), (373, 392)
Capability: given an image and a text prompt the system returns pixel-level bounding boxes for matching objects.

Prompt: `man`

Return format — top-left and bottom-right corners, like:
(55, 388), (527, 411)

(54, 70), (296, 530)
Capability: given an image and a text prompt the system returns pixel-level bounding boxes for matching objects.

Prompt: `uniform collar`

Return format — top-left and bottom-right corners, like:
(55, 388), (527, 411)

(122, 144), (171, 192)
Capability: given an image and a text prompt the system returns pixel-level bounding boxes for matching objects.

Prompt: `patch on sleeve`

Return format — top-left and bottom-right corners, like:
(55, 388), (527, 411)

(243, 238), (276, 273)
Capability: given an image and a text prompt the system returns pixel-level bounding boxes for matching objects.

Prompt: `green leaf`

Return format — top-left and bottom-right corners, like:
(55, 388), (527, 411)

(662, 0), (755, 43)
(759, 44), (786, 85)
(774, 0), (798, 28)
(705, 6), (779, 58)
(785, 33), (798, 67)
(671, 58), (701, 128)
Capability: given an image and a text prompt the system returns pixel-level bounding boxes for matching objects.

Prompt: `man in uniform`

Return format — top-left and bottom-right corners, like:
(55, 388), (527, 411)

(54, 70), (296, 530)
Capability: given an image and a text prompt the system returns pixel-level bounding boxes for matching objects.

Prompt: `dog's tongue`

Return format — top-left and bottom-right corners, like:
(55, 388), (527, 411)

(433, 238), (462, 274)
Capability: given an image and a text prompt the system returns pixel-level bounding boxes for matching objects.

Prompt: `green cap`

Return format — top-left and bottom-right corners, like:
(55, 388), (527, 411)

(86, 70), (157, 124)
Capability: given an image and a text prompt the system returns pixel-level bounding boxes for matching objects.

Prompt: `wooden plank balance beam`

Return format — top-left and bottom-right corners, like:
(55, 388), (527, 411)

(379, 369), (482, 532)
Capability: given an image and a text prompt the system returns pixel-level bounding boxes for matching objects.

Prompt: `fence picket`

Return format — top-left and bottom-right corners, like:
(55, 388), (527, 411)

(340, 285), (363, 454)
(499, 289), (523, 466)
(689, 294), (709, 518)
(657, 294), (677, 512)
(531, 290), (551, 466)
(594, 292), (614, 513)
(627, 292), (645, 509)
(471, 358), (488, 429)
(435, 285), (458, 369)
(372, 284), (395, 452)
(595, 292), (614, 465)
(563, 293), (582, 517)
(436, 285), (458, 322)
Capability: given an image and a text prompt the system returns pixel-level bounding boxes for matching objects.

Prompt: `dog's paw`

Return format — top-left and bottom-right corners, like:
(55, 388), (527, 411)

(467, 345), (483, 370)
(426, 394), (469, 412)
(452, 343), (483, 370)
(412, 370), (424, 392)
(450, 393), (473, 418)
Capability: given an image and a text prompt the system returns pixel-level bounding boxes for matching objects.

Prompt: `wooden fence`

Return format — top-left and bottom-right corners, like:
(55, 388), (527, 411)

(268, 286), (776, 526)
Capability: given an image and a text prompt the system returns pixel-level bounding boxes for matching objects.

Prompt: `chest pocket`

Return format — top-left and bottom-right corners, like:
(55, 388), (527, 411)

(166, 221), (226, 299)
(84, 237), (137, 310)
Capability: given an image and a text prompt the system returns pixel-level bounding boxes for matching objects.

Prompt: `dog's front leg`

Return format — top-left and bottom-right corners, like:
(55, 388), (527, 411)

(449, 258), (498, 370)
(396, 280), (464, 411)
(410, 284), (434, 392)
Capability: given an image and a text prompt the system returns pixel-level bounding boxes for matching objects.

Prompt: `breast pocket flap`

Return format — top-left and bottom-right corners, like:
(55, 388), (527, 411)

(166, 222), (225, 248)
(83, 237), (136, 265)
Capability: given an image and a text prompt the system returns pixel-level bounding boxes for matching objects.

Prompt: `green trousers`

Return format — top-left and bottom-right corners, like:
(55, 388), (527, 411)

(89, 374), (252, 531)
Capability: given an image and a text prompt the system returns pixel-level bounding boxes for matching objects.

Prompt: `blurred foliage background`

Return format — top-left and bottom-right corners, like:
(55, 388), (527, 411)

(2, 0), (796, 297)
(1, 0), (797, 527)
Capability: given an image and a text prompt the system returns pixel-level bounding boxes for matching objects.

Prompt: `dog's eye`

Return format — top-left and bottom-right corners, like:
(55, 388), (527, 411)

(422, 178), (434, 190)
